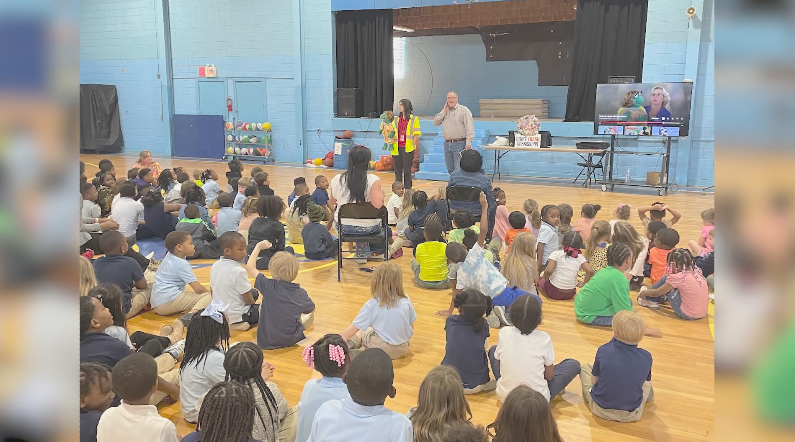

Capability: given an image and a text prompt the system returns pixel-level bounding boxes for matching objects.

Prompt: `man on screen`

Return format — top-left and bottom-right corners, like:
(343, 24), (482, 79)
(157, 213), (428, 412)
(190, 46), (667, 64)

(433, 91), (475, 175)
(645, 86), (673, 121)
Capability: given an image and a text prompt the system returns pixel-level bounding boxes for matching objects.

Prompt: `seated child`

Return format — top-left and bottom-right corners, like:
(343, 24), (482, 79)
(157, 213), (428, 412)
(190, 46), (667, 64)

(239, 195), (260, 238)
(113, 183), (145, 246)
(443, 424), (489, 442)
(449, 209), (477, 244)
(386, 181), (404, 226)
(211, 232), (261, 331)
(574, 244), (663, 336)
(224, 342), (294, 442)
(233, 177), (251, 210)
(523, 199), (541, 239)
(341, 263), (416, 360)
(638, 202), (681, 228)
(580, 310), (654, 423)
(504, 211), (530, 253)
(538, 231), (594, 301)
(254, 171), (275, 196)
(200, 168), (224, 206)
(689, 208), (715, 256)
(92, 231), (150, 318)
(132, 168), (155, 194)
(408, 366), (471, 441)
(246, 246), (316, 349)
(288, 177), (306, 206)
(225, 158), (243, 193)
(214, 193), (242, 237)
(127, 167), (140, 181)
(79, 295), (131, 368)
(441, 290), (495, 394)
(609, 203), (632, 235)
(287, 183), (312, 245)
(182, 382), (258, 442)
(296, 335), (352, 442)
(501, 232), (539, 296)
(80, 363), (113, 442)
(488, 295), (581, 403)
(537, 205), (561, 273)
(312, 175), (333, 221)
(488, 386), (564, 441)
(643, 221), (668, 278)
(96, 353), (180, 442)
(695, 229), (714, 277)
(584, 220), (612, 274)
(405, 190), (441, 246)
(250, 166), (264, 178)
(610, 220), (649, 290)
(82, 182), (111, 233)
(179, 186), (213, 227)
(572, 203), (602, 242)
(395, 188), (414, 241)
(192, 168), (203, 187)
(178, 301), (230, 423)
(303, 202), (339, 260)
(638, 248), (709, 320)
(92, 171), (116, 217)
(648, 228), (679, 284)
(149, 231), (212, 317)
(165, 171), (189, 204)
(176, 204), (222, 260)
(307, 348), (412, 442)
(492, 188), (510, 243)
(248, 195), (295, 270)
(411, 219), (450, 289)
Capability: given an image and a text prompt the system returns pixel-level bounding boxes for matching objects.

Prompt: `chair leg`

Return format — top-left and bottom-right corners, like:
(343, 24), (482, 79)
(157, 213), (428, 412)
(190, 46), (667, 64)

(573, 168), (585, 184)
(337, 236), (342, 281)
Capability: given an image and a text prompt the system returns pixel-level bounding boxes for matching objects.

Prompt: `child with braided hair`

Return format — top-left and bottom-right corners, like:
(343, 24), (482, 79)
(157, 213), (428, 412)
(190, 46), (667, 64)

(295, 334), (352, 442)
(200, 168), (224, 207)
(182, 381), (257, 442)
(80, 363), (113, 442)
(637, 248), (709, 320)
(224, 342), (294, 442)
(575, 244), (663, 337)
(538, 231), (594, 301)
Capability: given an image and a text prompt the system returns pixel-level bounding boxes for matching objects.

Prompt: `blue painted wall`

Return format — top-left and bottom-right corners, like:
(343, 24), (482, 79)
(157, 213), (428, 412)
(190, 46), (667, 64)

(394, 34), (568, 118)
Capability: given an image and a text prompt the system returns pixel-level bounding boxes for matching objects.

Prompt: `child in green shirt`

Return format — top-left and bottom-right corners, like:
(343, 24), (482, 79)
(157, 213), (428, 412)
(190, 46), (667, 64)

(575, 243), (662, 337)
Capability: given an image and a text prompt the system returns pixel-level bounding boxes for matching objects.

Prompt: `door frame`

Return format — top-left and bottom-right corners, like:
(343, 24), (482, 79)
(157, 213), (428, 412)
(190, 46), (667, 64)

(232, 78), (268, 124)
(195, 78), (228, 119)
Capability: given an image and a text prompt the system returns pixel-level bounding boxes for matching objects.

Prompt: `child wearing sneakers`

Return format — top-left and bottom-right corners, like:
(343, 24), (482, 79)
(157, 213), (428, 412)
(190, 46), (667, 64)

(307, 348), (412, 442)
(150, 231), (212, 317)
(246, 246), (316, 349)
(211, 232), (262, 331)
(411, 219), (450, 289)
(92, 231), (151, 318)
(638, 248), (709, 320)
(489, 295), (581, 403)
(580, 310), (654, 422)
(442, 290), (496, 394)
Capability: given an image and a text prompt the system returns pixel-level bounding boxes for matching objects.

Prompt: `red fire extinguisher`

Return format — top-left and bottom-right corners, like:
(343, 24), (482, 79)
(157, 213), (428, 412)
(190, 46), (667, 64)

(227, 97), (233, 112)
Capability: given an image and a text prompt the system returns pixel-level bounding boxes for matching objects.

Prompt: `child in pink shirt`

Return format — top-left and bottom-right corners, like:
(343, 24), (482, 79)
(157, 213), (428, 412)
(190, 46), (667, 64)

(637, 248), (708, 320)
(688, 208), (714, 256)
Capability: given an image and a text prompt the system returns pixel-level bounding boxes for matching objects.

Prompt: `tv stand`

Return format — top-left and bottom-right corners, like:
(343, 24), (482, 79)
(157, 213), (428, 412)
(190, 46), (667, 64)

(600, 135), (675, 196)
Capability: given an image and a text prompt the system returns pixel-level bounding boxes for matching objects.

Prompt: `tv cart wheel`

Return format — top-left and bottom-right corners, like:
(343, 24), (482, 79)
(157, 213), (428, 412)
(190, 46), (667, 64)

(669, 183), (679, 193)
(658, 188), (666, 196)
(601, 184), (607, 192)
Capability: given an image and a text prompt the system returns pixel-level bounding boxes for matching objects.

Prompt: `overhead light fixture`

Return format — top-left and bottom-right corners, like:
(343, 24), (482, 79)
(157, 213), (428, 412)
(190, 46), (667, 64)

(393, 25), (415, 32)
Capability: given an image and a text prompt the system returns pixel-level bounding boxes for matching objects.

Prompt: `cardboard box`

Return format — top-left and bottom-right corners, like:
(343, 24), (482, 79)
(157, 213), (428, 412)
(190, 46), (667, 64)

(646, 172), (667, 185)
(514, 134), (541, 148)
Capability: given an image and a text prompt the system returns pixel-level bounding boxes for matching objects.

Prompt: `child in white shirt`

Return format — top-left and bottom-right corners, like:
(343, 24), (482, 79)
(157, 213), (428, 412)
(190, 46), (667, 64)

(211, 232), (261, 331)
(386, 181), (404, 225)
(538, 231), (594, 300)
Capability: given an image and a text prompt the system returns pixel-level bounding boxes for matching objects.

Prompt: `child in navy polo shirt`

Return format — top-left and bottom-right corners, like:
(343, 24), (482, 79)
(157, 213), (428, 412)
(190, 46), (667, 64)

(92, 231), (151, 319)
(579, 310), (654, 422)
(312, 175), (332, 221)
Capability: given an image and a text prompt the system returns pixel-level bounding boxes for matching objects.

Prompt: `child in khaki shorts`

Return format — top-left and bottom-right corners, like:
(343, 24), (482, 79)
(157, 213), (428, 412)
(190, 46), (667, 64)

(579, 310), (654, 422)
(150, 231), (212, 319)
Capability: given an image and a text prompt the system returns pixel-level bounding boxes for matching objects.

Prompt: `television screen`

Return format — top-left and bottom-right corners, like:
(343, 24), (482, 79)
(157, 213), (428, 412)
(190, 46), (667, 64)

(594, 82), (693, 137)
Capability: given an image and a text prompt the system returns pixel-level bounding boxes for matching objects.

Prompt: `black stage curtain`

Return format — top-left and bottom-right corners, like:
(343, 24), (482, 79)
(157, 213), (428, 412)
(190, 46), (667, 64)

(336, 10), (394, 116)
(80, 84), (125, 152)
(564, 0), (648, 122)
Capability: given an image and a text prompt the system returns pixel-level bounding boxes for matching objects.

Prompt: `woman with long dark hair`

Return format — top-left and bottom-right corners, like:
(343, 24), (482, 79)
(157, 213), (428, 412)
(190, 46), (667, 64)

(329, 145), (396, 263)
(391, 99), (421, 189)
(140, 188), (181, 240)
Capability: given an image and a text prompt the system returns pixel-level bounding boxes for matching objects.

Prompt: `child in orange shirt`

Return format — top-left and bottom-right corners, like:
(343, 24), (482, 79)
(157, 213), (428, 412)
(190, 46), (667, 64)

(648, 228), (679, 284)
(504, 211), (530, 254)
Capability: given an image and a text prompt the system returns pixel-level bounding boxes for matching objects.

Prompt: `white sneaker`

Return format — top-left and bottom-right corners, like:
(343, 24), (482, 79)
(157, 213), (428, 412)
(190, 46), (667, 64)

(486, 312), (502, 329)
(144, 251), (155, 260)
(493, 306), (509, 326)
(637, 296), (660, 309)
(163, 339), (185, 360)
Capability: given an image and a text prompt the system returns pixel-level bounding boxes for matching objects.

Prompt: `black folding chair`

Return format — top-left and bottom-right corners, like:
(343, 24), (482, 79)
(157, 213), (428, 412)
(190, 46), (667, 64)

(446, 186), (483, 223)
(573, 151), (606, 188)
(337, 203), (390, 281)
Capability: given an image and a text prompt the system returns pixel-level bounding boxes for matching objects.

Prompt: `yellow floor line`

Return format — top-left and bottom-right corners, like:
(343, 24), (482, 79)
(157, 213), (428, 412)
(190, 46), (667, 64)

(708, 300), (714, 340)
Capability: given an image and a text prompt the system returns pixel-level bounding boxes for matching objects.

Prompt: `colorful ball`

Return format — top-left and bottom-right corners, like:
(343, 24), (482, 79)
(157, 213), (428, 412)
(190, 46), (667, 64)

(342, 130), (353, 139)
(235, 136), (241, 142)
(226, 135), (233, 142)
(313, 158), (323, 166)
(234, 147), (241, 154)
(249, 136), (258, 143)
(241, 136), (250, 143)
(226, 146), (234, 154)
(225, 122), (233, 130)
(256, 123), (263, 130)
(263, 122), (272, 131)
(369, 160), (376, 169)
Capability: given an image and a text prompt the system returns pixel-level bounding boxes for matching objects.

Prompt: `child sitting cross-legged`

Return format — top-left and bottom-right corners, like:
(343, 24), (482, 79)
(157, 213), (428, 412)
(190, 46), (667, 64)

(246, 245), (316, 349)
(638, 201), (681, 228)
(224, 342), (295, 442)
(648, 227), (680, 284)
(149, 231), (212, 317)
(584, 220), (612, 274)
(409, 365), (472, 442)
(504, 211), (530, 253)
(341, 262), (416, 360)
(96, 353), (180, 442)
(215, 192), (242, 237)
(411, 219), (450, 289)
(637, 248), (709, 320)
(287, 184), (312, 245)
(307, 348), (412, 442)
(580, 310), (654, 423)
(80, 363), (113, 442)
(296, 334), (352, 442)
(489, 295), (581, 403)
(441, 290), (496, 394)
(248, 195), (295, 270)
(487, 385), (564, 442)
(688, 208), (715, 256)
(611, 220), (649, 290)
(302, 202), (339, 260)
(176, 204), (222, 260)
(181, 382), (257, 442)
(538, 231), (595, 301)
(211, 232), (262, 331)
(92, 231), (152, 318)
(442, 423), (488, 442)
(574, 243), (663, 337)
(405, 190), (442, 247)
(233, 176), (251, 210)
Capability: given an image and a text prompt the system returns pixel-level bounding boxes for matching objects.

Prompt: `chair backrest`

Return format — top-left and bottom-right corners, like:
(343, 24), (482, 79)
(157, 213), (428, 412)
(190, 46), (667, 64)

(446, 186), (482, 203)
(337, 203), (388, 224)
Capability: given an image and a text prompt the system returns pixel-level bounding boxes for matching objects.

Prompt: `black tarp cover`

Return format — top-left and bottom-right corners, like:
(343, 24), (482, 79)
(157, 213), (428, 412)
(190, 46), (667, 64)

(80, 84), (124, 152)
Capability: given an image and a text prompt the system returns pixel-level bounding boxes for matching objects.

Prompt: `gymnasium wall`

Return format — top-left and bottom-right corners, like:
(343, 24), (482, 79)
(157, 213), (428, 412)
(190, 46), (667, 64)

(393, 34), (569, 118)
(79, 0), (171, 155)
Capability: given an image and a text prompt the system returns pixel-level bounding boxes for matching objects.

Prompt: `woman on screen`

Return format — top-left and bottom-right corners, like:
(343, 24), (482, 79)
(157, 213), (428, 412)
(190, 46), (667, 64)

(644, 86), (673, 121)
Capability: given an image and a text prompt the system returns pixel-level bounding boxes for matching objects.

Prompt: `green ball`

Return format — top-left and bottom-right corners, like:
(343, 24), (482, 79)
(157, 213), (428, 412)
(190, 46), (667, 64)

(241, 136), (250, 143)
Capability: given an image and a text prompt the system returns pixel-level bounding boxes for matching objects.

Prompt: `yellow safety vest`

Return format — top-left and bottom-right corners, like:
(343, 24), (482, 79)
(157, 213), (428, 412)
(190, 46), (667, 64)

(391, 114), (422, 155)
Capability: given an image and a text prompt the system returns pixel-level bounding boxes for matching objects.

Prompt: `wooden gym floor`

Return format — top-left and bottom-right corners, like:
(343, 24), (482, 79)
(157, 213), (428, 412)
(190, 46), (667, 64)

(82, 154), (714, 442)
